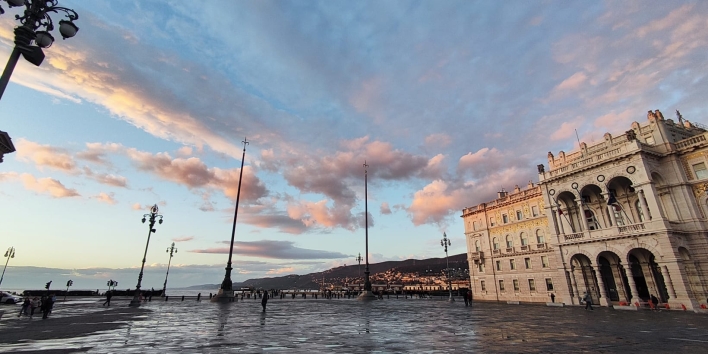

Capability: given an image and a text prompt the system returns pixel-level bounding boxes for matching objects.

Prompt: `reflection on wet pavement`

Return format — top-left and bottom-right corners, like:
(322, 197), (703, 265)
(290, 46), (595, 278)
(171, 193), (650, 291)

(1, 298), (708, 353)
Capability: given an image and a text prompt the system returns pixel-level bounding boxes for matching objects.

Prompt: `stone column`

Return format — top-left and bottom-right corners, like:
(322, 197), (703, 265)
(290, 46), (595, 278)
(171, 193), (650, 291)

(625, 264), (640, 302)
(637, 189), (651, 221)
(661, 264), (677, 299)
(558, 209), (566, 235)
(594, 265), (610, 306)
(570, 268), (580, 305)
(614, 264), (629, 301)
(578, 200), (590, 232)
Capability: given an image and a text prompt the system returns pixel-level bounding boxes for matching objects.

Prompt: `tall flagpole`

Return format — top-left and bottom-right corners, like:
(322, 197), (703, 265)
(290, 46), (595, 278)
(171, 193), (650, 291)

(213, 138), (249, 302)
(357, 161), (376, 301)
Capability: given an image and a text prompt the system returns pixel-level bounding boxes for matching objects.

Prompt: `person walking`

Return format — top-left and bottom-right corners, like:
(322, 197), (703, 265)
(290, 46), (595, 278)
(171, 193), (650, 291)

(197, 293), (201, 302)
(103, 290), (112, 306)
(463, 290), (469, 307)
(30, 297), (39, 319)
(650, 294), (659, 311)
(18, 297), (30, 317)
(261, 291), (269, 312)
(550, 293), (556, 303)
(41, 295), (54, 319)
(583, 291), (593, 310)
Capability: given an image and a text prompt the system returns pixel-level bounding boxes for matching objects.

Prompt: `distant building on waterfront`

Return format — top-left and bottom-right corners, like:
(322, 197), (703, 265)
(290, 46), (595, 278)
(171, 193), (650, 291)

(463, 109), (708, 310)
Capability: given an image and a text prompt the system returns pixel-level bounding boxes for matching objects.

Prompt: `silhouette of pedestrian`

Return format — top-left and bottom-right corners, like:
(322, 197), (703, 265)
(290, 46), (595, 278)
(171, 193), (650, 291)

(197, 293), (201, 302)
(261, 291), (269, 312)
(463, 290), (469, 306)
(550, 293), (556, 303)
(583, 291), (593, 310)
(103, 290), (112, 306)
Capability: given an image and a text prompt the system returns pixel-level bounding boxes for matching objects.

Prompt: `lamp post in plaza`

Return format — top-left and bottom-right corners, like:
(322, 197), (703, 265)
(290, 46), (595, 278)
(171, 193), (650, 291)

(357, 161), (376, 301)
(356, 253), (363, 277)
(0, 0), (79, 162)
(0, 0), (79, 99)
(0, 246), (15, 287)
(441, 232), (454, 302)
(161, 242), (177, 297)
(130, 204), (163, 307)
(213, 138), (249, 303)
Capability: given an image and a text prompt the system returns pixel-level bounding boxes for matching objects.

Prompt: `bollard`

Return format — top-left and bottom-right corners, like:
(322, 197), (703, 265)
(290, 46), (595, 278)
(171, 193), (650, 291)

(181, 296), (185, 301)
(165, 296), (168, 301)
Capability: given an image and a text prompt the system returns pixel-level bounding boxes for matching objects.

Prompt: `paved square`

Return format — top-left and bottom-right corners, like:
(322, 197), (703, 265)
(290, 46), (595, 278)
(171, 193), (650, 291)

(1, 297), (708, 353)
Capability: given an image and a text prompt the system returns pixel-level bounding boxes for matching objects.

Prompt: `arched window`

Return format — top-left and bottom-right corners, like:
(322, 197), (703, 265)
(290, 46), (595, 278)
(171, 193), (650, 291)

(493, 237), (500, 250)
(635, 200), (645, 222)
(506, 235), (513, 248)
(520, 232), (528, 246)
(475, 240), (481, 252)
(536, 230), (545, 244)
(585, 209), (598, 230)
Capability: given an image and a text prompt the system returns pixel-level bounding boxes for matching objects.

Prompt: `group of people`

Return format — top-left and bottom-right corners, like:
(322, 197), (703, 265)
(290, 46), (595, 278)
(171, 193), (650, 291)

(18, 294), (55, 319)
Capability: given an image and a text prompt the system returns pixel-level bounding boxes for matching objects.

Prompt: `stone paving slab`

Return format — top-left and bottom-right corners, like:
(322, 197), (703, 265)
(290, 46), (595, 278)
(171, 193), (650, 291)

(1, 298), (707, 353)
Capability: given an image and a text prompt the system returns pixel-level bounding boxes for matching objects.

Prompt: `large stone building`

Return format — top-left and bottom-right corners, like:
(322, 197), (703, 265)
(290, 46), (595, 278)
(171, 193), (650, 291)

(463, 110), (708, 310)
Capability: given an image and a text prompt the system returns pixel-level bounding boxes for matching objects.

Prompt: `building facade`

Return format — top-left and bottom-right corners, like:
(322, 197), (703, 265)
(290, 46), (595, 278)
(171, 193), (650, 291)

(463, 110), (708, 310)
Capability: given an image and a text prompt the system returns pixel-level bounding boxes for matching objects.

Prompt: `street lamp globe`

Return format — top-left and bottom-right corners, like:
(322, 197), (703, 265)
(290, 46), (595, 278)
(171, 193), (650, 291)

(34, 31), (54, 48)
(58, 19), (78, 39)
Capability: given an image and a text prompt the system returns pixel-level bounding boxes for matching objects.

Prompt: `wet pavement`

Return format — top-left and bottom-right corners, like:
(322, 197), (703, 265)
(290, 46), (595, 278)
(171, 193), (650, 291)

(1, 297), (708, 353)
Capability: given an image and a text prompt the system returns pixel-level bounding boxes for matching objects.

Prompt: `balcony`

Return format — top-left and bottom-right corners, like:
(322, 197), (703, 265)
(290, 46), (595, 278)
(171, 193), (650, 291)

(506, 247), (515, 253)
(520, 245), (530, 251)
(493, 249), (501, 255)
(536, 243), (547, 249)
(559, 222), (648, 244)
(471, 251), (484, 260)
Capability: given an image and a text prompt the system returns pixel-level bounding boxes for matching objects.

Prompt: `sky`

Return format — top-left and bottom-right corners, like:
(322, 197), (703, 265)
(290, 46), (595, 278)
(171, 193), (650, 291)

(1, 0), (707, 291)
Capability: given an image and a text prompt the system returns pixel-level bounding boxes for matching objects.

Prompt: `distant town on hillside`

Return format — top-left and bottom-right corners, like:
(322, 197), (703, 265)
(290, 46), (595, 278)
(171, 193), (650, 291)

(189, 253), (469, 291)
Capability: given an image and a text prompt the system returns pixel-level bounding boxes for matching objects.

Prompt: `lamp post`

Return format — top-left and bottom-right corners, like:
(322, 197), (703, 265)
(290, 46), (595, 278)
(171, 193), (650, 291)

(161, 242), (177, 297)
(356, 253), (363, 277)
(129, 204), (163, 307)
(0, 1), (79, 163)
(0, 0), (79, 99)
(441, 232), (454, 302)
(213, 138), (248, 303)
(107, 279), (117, 292)
(0, 246), (15, 287)
(357, 161), (376, 301)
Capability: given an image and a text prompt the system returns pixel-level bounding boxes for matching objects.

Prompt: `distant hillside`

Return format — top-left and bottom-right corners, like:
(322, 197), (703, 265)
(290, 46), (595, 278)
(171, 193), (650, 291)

(188, 253), (468, 290)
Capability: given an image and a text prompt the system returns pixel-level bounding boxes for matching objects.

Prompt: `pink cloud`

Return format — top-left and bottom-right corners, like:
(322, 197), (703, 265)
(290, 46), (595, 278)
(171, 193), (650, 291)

(172, 236), (194, 242)
(19, 173), (80, 198)
(15, 139), (77, 173)
(94, 192), (117, 205)
(380, 202), (392, 215)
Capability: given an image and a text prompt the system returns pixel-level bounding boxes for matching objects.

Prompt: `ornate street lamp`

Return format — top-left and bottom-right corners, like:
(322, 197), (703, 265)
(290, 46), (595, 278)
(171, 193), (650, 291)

(441, 232), (454, 302)
(0, 246), (15, 287)
(0, 0), (79, 99)
(129, 204), (163, 307)
(357, 161), (376, 301)
(355, 253), (363, 277)
(107, 279), (118, 291)
(161, 242), (177, 297)
(213, 138), (248, 303)
(0, 0), (79, 163)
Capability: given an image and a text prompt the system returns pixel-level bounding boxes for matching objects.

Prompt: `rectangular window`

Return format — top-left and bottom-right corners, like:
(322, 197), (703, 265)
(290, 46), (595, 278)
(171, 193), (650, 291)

(490, 217), (495, 227)
(545, 278), (554, 291)
(502, 214), (509, 224)
(496, 260), (502, 271)
(509, 259), (516, 270)
(516, 210), (523, 220)
(499, 280), (505, 292)
(477, 263), (484, 273)
(528, 279), (536, 291)
(541, 256), (549, 268)
(532, 206), (539, 217)
(480, 280), (486, 291)
(513, 279), (520, 292)
(524, 257), (531, 269)
(473, 221), (478, 231)
(694, 162), (708, 180)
